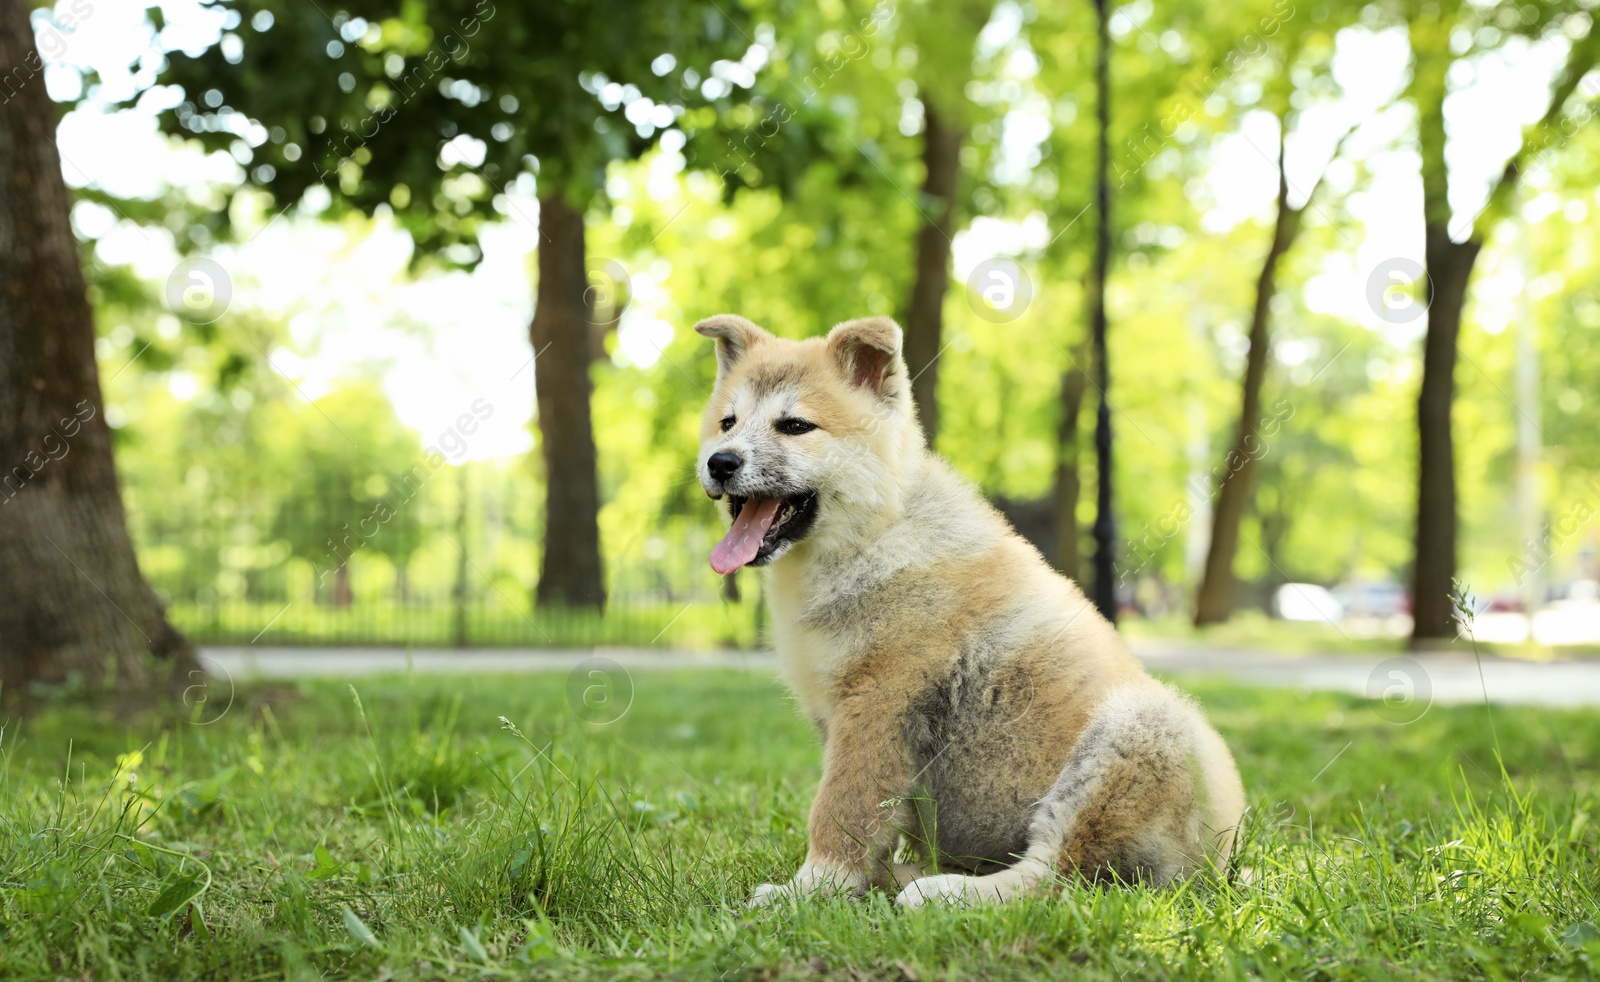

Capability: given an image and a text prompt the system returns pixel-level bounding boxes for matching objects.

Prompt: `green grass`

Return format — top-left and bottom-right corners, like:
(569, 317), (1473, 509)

(3, 670), (1598, 980)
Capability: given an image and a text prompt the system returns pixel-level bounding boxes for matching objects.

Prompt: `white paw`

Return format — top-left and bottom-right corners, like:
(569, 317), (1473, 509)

(747, 882), (793, 908)
(748, 862), (862, 907)
(894, 873), (974, 908)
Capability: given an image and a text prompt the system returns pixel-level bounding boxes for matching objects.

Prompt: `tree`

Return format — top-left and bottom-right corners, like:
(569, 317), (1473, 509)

(1053, 342), (1090, 582)
(143, 0), (765, 610)
(1087, 0), (1117, 621)
(902, 96), (962, 443)
(0, 0), (198, 693)
(1029, 7), (1114, 584)
(1405, 8), (1599, 643)
(266, 381), (427, 607)
(1193, 66), (1363, 625)
(899, 2), (992, 445)
(529, 192), (605, 608)
(1192, 130), (1301, 626)
(1031, 0), (1221, 585)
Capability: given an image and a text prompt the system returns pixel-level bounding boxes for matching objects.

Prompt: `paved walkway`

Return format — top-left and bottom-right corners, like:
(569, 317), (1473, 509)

(199, 642), (1600, 708)
(1132, 641), (1600, 708)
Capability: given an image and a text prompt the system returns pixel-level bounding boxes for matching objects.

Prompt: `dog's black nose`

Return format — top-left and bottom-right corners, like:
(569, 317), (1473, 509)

(707, 451), (743, 482)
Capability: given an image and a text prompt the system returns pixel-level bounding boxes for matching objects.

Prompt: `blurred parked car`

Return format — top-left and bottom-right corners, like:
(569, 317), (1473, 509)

(1567, 579), (1599, 604)
(1333, 580), (1408, 618)
(1273, 583), (1345, 622)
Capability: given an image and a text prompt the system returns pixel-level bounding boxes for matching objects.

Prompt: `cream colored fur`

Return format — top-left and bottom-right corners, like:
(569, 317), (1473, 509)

(693, 313), (1246, 908)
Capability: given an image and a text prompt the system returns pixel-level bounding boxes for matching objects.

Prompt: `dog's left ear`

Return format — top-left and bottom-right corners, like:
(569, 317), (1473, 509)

(826, 317), (903, 398)
(694, 314), (771, 380)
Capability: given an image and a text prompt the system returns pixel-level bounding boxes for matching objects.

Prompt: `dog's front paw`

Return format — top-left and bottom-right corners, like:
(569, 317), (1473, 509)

(747, 862), (862, 907)
(747, 881), (794, 908)
(895, 861), (1050, 908)
(894, 873), (977, 908)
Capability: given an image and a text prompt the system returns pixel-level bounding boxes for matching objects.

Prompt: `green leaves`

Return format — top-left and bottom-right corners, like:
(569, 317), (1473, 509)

(307, 842), (347, 882)
(173, 766), (239, 820)
(146, 872), (207, 919)
(115, 833), (218, 925)
(139, 0), (774, 252)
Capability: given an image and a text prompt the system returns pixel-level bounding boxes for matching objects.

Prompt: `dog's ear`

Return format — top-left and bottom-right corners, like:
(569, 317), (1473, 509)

(826, 317), (903, 397)
(694, 314), (770, 379)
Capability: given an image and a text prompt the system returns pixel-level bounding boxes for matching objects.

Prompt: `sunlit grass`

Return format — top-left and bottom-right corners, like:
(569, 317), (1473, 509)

(2, 671), (1598, 979)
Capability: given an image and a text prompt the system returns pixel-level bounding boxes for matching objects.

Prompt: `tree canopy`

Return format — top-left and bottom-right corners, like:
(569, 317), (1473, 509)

(6, 0), (1592, 660)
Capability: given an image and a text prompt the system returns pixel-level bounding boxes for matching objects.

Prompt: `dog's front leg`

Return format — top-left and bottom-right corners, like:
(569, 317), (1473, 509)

(750, 693), (911, 906)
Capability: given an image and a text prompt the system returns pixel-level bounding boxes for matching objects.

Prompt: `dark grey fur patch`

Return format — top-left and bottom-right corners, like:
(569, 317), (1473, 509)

(1091, 837), (1169, 886)
(901, 646), (1040, 872)
(809, 573), (948, 635)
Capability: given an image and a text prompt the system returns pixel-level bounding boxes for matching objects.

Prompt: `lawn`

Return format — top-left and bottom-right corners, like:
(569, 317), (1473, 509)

(2, 668), (1598, 980)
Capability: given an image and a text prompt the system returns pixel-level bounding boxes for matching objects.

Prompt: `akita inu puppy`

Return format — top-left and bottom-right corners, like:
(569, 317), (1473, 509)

(694, 313), (1245, 907)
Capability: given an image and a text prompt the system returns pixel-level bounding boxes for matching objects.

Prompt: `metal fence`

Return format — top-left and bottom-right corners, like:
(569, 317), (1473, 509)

(132, 498), (765, 649)
(165, 596), (761, 649)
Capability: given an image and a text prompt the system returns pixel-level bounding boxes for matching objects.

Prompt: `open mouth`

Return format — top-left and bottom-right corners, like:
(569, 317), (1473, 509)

(709, 491), (819, 574)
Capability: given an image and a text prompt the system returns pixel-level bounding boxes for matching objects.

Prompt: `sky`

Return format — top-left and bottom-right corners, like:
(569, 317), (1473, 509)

(33, 0), (1590, 461)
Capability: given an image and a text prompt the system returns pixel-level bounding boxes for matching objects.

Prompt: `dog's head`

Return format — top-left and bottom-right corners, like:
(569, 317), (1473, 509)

(694, 314), (923, 572)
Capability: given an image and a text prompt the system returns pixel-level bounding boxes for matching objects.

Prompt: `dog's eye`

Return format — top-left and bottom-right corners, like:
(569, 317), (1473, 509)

(776, 418), (817, 436)
(720, 416), (736, 432)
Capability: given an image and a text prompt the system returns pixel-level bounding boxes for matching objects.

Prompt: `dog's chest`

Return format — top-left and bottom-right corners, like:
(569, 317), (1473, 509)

(767, 569), (880, 725)
(771, 613), (860, 724)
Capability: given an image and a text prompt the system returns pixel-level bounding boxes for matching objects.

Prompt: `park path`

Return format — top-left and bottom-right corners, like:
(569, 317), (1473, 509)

(199, 641), (1600, 708)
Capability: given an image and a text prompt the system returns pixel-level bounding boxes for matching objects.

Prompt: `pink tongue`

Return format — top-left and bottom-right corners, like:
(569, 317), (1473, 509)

(710, 497), (783, 574)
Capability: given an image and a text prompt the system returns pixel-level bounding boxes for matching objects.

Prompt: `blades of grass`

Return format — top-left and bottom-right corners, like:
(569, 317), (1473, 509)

(119, 834), (214, 919)
(348, 685), (408, 872)
(341, 905), (381, 949)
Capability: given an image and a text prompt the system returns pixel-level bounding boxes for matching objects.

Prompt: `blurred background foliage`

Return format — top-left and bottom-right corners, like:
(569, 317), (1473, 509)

(44, 0), (1600, 647)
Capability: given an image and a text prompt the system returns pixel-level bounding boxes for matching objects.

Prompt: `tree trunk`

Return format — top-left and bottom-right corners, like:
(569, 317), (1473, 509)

(1052, 341), (1089, 583)
(1402, 23), (1596, 644)
(1193, 136), (1302, 626)
(1259, 492), (1290, 604)
(1410, 228), (1479, 642)
(1088, 0), (1117, 623)
(530, 193), (606, 609)
(332, 562), (352, 607)
(0, 0), (198, 693)
(903, 98), (961, 446)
